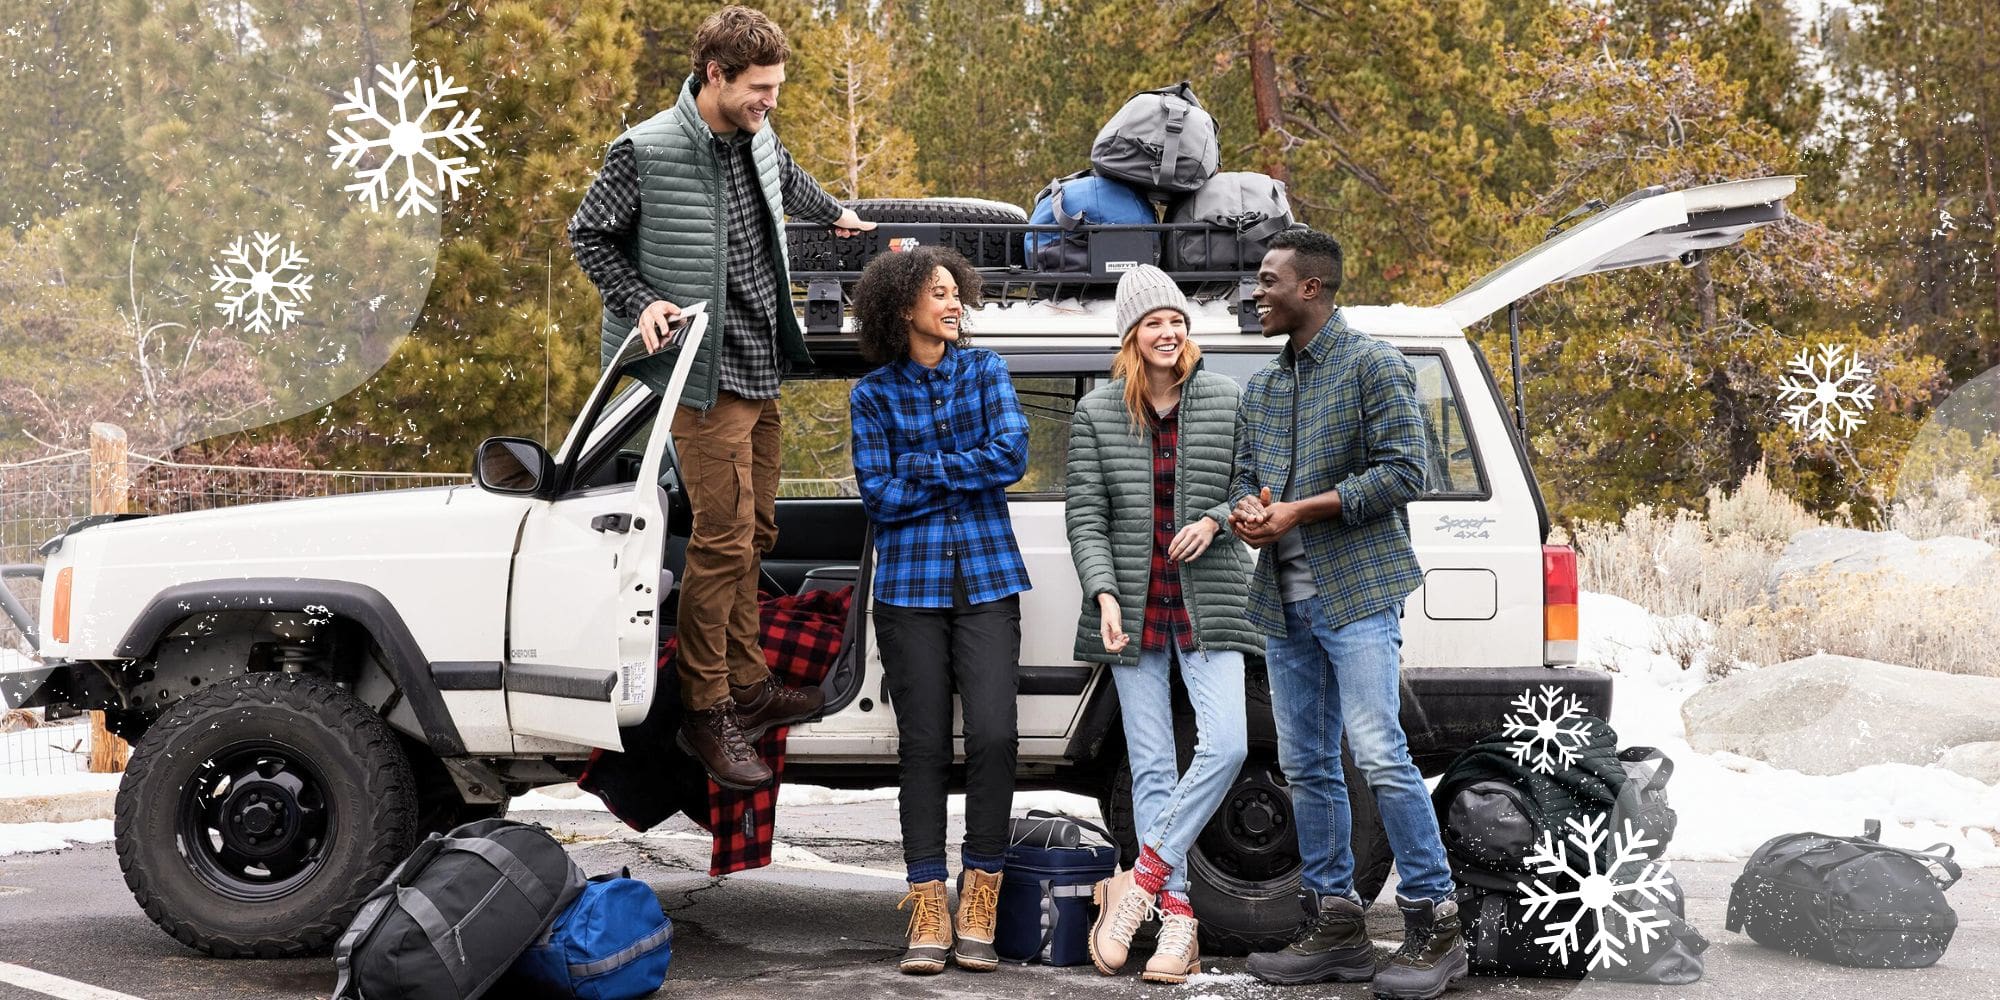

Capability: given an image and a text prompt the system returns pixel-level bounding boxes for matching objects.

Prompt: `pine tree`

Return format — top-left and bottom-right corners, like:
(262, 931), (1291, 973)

(786, 9), (927, 200)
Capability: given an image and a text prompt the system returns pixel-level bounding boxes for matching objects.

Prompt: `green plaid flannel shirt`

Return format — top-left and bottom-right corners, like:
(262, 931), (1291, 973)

(1231, 311), (1429, 636)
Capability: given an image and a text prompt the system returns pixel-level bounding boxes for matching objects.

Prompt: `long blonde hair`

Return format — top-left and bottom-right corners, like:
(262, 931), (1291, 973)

(1110, 312), (1202, 431)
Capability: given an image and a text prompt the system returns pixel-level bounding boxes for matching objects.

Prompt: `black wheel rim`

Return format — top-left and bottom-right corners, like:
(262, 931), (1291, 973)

(1197, 761), (1301, 883)
(176, 741), (335, 902)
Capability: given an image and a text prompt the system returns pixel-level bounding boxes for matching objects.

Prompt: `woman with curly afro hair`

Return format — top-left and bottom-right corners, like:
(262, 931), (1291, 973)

(847, 246), (1030, 976)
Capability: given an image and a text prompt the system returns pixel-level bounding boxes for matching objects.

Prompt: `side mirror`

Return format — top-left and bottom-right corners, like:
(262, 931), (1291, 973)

(474, 437), (554, 496)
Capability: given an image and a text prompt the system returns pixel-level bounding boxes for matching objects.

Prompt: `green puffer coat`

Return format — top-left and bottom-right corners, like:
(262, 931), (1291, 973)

(1065, 368), (1262, 664)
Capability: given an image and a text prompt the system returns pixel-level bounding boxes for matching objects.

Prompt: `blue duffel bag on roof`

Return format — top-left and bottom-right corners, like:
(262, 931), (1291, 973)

(1025, 170), (1158, 273)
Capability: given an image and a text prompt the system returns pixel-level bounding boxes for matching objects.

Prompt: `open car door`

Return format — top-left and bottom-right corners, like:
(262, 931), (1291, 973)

(504, 307), (708, 750)
(1438, 176), (1798, 328)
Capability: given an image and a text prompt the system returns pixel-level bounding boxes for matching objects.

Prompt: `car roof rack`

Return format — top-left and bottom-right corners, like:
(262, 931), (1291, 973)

(785, 220), (1301, 336)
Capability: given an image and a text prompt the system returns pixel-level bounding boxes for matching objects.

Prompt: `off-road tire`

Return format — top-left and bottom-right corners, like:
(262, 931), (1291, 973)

(114, 672), (418, 958)
(789, 198), (1028, 273)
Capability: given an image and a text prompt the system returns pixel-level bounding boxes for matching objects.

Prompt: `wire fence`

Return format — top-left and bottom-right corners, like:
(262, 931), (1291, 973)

(0, 711), (93, 777)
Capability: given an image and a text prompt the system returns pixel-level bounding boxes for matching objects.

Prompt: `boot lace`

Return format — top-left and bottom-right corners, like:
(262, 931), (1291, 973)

(960, 877), (1001, 935)
(1107, 880), (1158, 943)
(1392, 918), (1437, 964)
(899, 886), (949, 944)
(1156, 913), (1199, 962)
(711, 709), (759, 763)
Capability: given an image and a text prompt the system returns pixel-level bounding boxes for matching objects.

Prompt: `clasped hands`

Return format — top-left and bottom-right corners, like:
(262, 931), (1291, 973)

(1229, 486), (1298, 548)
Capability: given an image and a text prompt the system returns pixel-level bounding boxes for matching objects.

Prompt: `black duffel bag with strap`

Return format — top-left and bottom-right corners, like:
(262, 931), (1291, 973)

(1727, 819), (1962, 968)
(333, 818), (587, 999)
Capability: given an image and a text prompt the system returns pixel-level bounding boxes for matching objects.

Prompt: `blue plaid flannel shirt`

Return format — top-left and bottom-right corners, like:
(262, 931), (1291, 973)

(850, 345), (1032, 608)
(1231, 310), (1429, 635)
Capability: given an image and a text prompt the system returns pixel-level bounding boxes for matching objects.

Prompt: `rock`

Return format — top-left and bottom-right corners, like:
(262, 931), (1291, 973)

(1681, 654), (2000, 775)
(1769, 527), (1996, 592)
(1938, 742), (2000, 785)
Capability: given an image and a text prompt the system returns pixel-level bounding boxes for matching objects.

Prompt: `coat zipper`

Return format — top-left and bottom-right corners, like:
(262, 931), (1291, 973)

(1173, 378), (1206, 656)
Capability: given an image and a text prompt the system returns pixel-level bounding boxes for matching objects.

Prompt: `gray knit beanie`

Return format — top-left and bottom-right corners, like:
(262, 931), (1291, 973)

(1115, 264), (1191, 340)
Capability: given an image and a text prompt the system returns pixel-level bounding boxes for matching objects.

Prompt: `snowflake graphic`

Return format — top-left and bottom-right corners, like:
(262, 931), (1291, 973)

(327, 60), (486, 217)
(209, 232), (313, 334)
(1519, 814), (1677, 971)
(1777, 343), (1876, 442)
(1501, 684), (1592, 775)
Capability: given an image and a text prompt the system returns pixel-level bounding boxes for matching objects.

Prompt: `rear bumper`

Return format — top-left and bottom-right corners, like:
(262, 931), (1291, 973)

(1402, 666), (1613, 774)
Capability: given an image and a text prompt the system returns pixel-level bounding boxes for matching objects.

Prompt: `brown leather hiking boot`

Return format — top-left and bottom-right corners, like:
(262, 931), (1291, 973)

(953, 868), (1004, 971)
(1144, 912), (1202, 984)
(898, 880), (952, 975)
(675, 705), (772, 790)
(1089, 868), (1157, 974)
(1371, 895), (1467, 1000)
(732, 675), (826, 741)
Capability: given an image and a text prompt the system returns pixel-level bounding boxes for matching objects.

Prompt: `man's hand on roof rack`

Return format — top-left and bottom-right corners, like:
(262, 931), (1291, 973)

(831, 208), (876, 238)
(637, 298), (683, 353)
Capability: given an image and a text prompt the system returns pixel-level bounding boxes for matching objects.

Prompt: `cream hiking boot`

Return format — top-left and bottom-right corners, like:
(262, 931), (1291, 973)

(953, 868), (1004, 971)
(1144, 911), (1202, 984)
(1089, 868), (1158, 974)
(898, 880), (952, 975)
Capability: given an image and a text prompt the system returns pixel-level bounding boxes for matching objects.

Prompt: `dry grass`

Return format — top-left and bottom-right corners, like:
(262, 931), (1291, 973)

(1574, 464), (2000, 677)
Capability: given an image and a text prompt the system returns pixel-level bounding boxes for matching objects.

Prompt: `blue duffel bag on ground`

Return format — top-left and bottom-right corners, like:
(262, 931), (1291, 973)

(1025, 170), (1158, 273)
(993, 811), (1119, 966)
(506, 868), (673, 1000)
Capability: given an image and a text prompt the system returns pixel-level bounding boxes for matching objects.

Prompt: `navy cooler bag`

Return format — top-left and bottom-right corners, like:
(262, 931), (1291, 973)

(994, 812), (1119, 966)
(508, 868), (673, 999)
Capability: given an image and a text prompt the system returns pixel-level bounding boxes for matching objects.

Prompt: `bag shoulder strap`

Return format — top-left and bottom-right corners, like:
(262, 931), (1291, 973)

(1022, 808), (1116, 848)
(440, 834), (559, 911)
(1618, 746), (1675, 793)
(1154, 97), (1189, 189)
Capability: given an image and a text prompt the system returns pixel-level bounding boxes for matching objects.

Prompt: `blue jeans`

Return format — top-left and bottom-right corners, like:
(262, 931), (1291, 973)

(1265, 601), (1454, 903)
(1113, 644), (1249, 896)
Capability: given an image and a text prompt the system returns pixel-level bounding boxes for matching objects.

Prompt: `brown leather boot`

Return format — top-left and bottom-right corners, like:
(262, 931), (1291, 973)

(732, 675), (826, 741)
(898, 880), (952, 975)
(953, 868), (1004, 971)
(675, 705), (772, 790)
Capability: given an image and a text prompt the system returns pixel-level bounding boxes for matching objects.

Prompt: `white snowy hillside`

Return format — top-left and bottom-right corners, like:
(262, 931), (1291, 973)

(1583, 591), (2000, 867)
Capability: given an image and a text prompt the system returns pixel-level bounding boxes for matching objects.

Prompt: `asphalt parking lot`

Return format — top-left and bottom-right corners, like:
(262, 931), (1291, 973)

(0, 798), (1994, 1000)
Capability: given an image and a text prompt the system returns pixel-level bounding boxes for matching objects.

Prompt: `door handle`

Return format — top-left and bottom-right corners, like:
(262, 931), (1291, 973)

(592, 513), (632, 533)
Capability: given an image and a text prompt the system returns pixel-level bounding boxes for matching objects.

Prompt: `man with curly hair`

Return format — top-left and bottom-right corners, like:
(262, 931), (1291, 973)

(568, 5), (874, 790)
(847, 247), (1029, 975)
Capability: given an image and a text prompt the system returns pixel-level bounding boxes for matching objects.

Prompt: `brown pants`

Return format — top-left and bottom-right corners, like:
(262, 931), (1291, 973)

(671, 391), (781, 711)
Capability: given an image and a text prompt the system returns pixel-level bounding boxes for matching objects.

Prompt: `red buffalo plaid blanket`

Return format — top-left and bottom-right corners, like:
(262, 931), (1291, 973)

(578, 585), (852, 876)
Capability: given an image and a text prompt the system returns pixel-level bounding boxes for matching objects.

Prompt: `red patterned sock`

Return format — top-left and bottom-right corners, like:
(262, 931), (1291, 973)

(1160, 891), (1194, 918)
(1134, 845), (1171, 897)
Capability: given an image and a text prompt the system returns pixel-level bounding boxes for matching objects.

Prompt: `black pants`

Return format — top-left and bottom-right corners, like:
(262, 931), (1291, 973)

(874, 587), (1021, 867)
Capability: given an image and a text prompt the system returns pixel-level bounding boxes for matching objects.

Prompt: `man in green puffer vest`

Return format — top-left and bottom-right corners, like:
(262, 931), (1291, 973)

(568, 5), (872, 790)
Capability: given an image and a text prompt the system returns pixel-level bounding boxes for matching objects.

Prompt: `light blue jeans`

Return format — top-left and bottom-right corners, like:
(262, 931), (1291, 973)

(1265, 601), (1455, 903)
(1113, 643), (1249, 896)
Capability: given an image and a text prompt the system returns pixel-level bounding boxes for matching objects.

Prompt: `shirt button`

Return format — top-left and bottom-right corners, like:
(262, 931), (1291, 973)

(933, 398), (942, 406)
(946, 549), (955, 558)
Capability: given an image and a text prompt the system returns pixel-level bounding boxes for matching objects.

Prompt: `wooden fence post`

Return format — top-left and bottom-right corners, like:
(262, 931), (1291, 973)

(87, 423), (131, 773)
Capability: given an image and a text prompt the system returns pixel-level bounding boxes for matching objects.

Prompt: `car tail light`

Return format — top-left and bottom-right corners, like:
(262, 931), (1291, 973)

(1543, 544), (1578, 664)
(51, 566), (73, 644)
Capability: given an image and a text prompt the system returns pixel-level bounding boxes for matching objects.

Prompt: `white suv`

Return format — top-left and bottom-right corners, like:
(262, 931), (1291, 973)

(2, 176), (1795, 958)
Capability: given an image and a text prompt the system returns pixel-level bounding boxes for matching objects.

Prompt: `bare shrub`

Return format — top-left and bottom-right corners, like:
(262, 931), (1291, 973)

(1887, 470), (1997, 543)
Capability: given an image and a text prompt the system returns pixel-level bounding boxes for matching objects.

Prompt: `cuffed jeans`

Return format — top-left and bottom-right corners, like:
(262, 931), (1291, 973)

(1114, 644), (1249, 895)
(875, 592), (1021, 868)
(1265, 601), (1455, 903)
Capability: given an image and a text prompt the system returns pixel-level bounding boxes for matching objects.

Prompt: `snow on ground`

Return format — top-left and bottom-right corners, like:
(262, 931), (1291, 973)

(1582, 590), (2000, 867)
(0, 819), (113, 856)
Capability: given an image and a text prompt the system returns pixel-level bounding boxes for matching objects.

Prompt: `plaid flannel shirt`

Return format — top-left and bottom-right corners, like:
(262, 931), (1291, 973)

(566, 131), (841, 398)
(851, 345), (1032, 608)
(1231, 311), (1429, 635)
(1141, 404), (1194, 652)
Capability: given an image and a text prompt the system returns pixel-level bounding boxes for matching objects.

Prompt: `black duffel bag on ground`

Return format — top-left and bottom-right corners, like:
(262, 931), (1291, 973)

(1457, 861), (1708, 984)
(1727, 819), (1962, 968)
(333, 818), (587, 999)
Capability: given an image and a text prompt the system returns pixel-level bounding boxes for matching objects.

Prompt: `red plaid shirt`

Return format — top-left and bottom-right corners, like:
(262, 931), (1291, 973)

(1141, 404), (1195, 652)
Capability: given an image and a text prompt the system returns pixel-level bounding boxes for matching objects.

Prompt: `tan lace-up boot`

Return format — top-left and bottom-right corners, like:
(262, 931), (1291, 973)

(953, 868), (1004, 971)
(1089, 868), (1159, 974)
(898, 880), (952, 975)
(1145, 912), (1202, 984)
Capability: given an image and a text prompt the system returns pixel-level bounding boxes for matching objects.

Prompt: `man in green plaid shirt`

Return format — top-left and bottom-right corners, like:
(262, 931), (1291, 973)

(1229, 229), (1466, 998)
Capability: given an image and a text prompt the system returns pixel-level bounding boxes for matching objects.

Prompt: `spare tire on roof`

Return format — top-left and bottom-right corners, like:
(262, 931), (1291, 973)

(789, 198), (1027, 273)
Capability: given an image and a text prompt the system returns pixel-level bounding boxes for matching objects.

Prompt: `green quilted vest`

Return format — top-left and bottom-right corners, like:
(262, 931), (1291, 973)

(597, 75), (813, 408)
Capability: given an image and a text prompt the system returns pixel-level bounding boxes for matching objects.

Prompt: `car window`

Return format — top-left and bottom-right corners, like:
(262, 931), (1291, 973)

(568, 377), (655, 491)
(1011, 377), (1082, 497)
(1408, 354), (1487, 496)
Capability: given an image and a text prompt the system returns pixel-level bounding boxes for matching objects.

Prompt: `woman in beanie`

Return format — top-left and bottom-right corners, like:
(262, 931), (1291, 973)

(1067, 265), (1258, 982)
(848, 246), (1029, 976)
